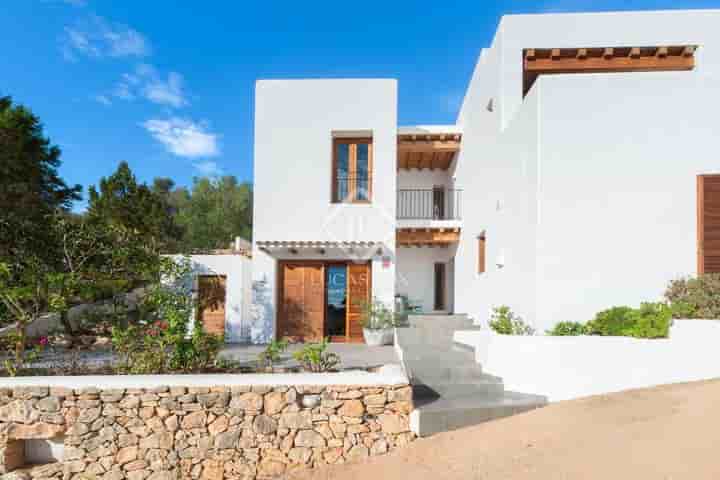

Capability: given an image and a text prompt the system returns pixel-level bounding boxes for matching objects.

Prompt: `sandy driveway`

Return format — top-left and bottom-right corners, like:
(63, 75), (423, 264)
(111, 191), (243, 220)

(287, 380), (720, 480)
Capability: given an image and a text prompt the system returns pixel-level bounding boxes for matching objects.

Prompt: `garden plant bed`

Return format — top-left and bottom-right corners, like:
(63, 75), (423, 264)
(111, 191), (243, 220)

(0, 343), (400, 377)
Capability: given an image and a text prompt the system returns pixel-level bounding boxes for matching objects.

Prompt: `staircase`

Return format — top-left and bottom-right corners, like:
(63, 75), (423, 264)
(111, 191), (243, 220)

(396, 314), (546, 437)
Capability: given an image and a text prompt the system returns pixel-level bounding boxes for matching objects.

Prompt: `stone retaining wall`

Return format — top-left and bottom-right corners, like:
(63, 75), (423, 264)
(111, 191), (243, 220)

(0, 383), (414, 480)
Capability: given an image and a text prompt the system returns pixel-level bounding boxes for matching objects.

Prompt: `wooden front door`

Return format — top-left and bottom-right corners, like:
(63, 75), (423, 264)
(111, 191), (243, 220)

(279, 263), (325, 341)
(197, 275), (226, 338)
(347, 262), (372, 342)
(698, 175), (720, 274)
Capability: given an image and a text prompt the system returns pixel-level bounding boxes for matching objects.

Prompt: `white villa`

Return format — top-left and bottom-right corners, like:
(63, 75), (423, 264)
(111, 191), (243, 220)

(239, 9), (720, 344)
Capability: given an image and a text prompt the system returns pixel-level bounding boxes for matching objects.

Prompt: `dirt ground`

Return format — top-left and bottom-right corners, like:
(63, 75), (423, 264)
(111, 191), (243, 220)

(287, 380), (720, 480)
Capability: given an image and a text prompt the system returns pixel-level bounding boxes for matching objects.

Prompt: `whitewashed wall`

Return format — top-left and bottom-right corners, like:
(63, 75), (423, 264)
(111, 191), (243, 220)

(453, 87), (540, 328)
(455, 321), (720, 402)
(454, 9), (720, 332)
(396, 245), (457, 313)
(251, 79), (397, 343)
(534, 72), (720, 331)
(186, 255), (250, 343)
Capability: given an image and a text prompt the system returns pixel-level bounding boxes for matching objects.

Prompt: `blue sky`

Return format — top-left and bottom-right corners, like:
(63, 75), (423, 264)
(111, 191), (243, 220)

(3, 0), (718, 209)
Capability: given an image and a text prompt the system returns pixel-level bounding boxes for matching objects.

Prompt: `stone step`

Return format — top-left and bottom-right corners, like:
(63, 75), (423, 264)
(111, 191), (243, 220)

(410, 390), (548, 437)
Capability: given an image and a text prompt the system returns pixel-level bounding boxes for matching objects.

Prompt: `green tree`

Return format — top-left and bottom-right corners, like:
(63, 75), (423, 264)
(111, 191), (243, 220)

(170, 176), (252, 251)
(0, 95), (81, 264)
(88, 162), (181, 252)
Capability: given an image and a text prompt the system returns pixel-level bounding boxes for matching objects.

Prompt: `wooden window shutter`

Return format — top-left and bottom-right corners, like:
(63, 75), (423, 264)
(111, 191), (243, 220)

(478, 234), (486, 274)
(698, 175), (720, 274)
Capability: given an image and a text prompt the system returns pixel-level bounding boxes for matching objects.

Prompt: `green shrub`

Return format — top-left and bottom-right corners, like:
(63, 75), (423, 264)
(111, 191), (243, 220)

(585, 303), (672, 339)
(292, 338), (340, 372)
(258, 338), (289, 368)
(489, 306), (535, 335)
(664, 274), (720, 319)
(111, 256), (223, 374)
(358, 297), (399, 330)
(626, 302), (672, 339)
(585, 306), (635, 336)
(547, 321), (587, 336)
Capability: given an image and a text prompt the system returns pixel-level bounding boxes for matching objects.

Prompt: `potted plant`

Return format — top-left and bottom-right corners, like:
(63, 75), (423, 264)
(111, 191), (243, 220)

(358, 297), (397, 346)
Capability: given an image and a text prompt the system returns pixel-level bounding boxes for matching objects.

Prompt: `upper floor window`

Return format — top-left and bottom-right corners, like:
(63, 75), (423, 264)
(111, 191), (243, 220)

(332, 138), (372, 203)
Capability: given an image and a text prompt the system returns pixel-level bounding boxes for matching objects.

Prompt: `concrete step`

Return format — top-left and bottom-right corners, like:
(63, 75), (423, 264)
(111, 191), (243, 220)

(407, 314), (476, 332)
(397, 313), (547, 437)
(410, 389), (548, 437)
(404, 359), (497, 387)
(412, 379), (505, 399)
(396, 326), (481, 349)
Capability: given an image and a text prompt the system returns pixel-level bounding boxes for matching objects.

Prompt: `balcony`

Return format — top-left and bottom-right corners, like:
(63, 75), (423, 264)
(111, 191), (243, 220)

(397, 188), (462, 220)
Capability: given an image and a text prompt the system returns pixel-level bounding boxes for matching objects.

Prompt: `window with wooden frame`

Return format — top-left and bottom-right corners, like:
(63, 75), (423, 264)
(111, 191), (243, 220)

(332, 138), (373, 203)
(478, 233), (486, 274)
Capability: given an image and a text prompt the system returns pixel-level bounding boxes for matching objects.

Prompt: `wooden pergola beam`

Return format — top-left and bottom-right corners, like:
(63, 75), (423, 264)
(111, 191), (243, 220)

(396, 228), (461, 246)
(397, 141), (461, 154)
(525, 53), (694, 73)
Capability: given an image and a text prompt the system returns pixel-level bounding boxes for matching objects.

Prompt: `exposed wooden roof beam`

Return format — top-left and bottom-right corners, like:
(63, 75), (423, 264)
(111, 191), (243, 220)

(397, 141), (461, 154)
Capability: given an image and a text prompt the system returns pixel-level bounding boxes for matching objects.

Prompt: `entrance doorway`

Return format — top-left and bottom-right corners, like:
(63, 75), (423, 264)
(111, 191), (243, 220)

(326, 264), (347, 340)
(278, 261), (371, 342)
(197, 275), (227, 338)
(434, 263), (446, 311)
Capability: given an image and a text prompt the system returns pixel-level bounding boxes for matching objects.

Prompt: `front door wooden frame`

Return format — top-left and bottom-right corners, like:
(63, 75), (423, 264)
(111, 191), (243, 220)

(277, 260), (371, 343)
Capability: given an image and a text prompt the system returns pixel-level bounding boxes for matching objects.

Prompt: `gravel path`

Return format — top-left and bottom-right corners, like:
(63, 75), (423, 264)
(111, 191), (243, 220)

(287, 379), (720, 480)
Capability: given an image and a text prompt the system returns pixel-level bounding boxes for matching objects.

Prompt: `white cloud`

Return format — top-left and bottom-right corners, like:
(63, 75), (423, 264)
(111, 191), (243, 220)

(62, 15), (150, 60)
(93, 94), (111, 106)
(112, 81), (135, 100)
(193, 161), (224, 177)
(142, 71), (187, 108)
(142, 117), (219, 158)
(110, 64), (187, 107)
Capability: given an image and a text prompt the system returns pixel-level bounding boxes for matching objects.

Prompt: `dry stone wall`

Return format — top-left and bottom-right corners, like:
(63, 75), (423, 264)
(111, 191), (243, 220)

(0, 383), (414, 480)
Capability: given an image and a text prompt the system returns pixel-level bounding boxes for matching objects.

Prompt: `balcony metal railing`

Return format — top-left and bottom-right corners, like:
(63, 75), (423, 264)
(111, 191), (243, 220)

(397, 188), (462, 220)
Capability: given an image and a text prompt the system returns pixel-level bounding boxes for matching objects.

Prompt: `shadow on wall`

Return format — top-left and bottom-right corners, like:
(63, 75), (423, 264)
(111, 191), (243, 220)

(251, 279), (274, 344)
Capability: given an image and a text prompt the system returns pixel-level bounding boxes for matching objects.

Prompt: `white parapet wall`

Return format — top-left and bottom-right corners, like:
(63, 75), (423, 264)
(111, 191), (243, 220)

(0, 363), (409, 389)
(454, 320), (720, 402)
